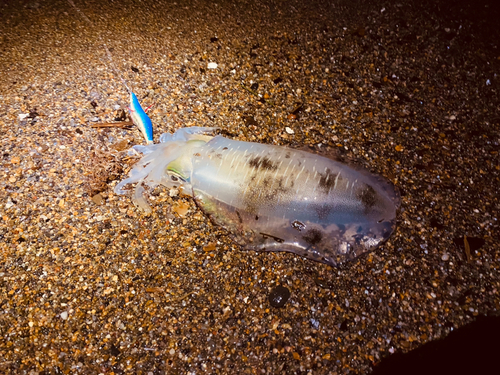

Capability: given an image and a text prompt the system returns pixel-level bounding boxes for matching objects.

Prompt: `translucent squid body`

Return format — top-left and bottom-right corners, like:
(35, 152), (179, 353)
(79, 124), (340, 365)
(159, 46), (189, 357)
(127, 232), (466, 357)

(115, 127), (400, 266)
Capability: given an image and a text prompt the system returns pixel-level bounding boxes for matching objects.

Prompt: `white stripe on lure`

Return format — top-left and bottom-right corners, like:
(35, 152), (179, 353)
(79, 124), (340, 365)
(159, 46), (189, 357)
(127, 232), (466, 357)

(115, 127), (400, 266)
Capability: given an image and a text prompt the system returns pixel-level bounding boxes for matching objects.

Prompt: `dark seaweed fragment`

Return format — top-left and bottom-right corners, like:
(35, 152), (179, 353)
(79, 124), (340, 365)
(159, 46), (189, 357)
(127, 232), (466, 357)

(453, 236), (485, 251)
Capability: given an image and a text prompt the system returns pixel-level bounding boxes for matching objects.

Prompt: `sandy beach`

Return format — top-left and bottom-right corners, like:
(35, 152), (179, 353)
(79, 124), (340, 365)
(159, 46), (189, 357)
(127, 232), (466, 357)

(1, 0), (499, 373)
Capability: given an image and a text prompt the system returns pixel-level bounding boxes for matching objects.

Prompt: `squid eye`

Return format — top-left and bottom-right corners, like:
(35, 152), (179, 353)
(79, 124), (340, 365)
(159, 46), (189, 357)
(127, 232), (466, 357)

(167, 171), (187, 183)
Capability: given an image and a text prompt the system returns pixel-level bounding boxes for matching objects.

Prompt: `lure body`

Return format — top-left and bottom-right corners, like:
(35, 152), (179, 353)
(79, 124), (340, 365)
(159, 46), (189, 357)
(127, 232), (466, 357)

(128, 92), (154, 144)
(115, 127), (399, 266)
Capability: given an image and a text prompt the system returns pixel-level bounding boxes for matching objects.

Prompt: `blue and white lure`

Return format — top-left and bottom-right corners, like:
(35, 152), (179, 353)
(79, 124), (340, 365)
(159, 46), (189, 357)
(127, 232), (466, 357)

(128, 92), (154, 144)
(67, 0), (154, 144)
(115, 127), (400, 266)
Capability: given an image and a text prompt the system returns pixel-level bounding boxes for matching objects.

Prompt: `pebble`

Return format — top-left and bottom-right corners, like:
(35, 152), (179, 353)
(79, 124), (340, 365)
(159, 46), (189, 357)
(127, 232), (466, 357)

(91, 193), (104, 205)
(269, 286), (291, 308)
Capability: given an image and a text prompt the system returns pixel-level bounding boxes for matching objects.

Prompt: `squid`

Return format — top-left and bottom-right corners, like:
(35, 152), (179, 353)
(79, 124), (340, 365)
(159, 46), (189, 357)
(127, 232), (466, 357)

(115, 127), (400, 266)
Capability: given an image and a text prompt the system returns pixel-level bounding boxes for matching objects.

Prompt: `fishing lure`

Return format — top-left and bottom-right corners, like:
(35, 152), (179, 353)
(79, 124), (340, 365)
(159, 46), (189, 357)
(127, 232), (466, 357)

(67, 0), (154, 144)
(128, 92), (154, 144)
(115, 127), (400, 266)
(104, 47), (154, 145)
